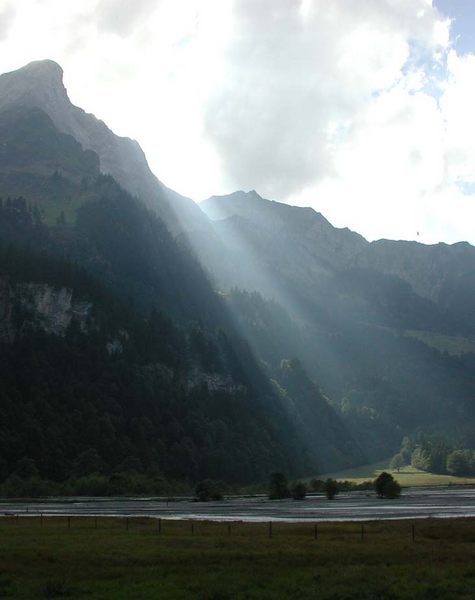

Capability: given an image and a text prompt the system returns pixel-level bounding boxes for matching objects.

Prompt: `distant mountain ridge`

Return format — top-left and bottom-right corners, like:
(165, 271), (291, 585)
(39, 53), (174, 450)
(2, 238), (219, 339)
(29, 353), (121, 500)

(200, 190), (475, 333)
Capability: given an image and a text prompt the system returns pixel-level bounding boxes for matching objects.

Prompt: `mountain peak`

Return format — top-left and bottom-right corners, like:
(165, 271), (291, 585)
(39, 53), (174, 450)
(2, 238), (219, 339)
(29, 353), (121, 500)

(201, 190), (265, 221)
(1, 59), (65, 91)
(219, 189), (264, 202)
(18, 59), (64, 81)
(0, 59), (209, 234)
(0, 59), (68, 115)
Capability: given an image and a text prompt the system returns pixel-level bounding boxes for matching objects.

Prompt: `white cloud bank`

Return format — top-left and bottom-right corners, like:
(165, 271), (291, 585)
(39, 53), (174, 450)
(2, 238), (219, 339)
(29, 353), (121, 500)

(0, 0), (474, 244)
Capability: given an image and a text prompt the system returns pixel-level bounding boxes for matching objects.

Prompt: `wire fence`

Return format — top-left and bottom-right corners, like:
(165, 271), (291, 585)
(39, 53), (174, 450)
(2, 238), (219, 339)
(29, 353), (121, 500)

(1, 513), (441, 544)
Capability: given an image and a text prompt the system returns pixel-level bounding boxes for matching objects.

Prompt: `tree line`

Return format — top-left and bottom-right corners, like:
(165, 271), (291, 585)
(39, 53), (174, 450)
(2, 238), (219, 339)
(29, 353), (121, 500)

(390, 435), (475, 476)
(265, 471), (400, 501)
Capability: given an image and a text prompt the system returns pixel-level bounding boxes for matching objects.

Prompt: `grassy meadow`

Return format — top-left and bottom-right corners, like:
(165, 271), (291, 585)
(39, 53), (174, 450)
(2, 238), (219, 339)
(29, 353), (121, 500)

(320, 461), (475, 487)
(1, 516), (475, 598)
(404, 329), (475, 357)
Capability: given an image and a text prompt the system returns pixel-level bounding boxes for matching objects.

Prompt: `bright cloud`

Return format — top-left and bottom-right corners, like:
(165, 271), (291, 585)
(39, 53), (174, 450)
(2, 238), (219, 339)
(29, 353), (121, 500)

(0, 0), (474, 244)
(0, 1), (15, 40)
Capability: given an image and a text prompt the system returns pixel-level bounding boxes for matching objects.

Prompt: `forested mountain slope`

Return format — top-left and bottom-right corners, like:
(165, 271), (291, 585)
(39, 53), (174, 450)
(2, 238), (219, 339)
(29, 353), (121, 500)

(0, 244), (310, 486)
(0, 63), (363, 490)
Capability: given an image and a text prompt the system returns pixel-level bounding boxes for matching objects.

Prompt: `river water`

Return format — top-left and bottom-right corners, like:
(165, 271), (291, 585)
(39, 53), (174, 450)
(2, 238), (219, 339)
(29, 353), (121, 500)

(1, 486), (475, 522)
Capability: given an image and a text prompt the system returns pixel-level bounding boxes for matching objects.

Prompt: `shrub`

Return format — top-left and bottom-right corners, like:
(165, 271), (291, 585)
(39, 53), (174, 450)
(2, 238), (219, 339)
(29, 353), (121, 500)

(324, 478), (339, 500)
(389, 453), (406, 472)
(374, 472), (401, 498)
(268, 472), (291, 499)
(291, 481), (307, 500)
(195, 479), (224, 501)
(310, 478), (324, 492)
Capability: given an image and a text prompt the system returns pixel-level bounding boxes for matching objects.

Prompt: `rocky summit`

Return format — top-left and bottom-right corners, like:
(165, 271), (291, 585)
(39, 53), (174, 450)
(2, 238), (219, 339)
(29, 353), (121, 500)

(0, 60), (206, 233)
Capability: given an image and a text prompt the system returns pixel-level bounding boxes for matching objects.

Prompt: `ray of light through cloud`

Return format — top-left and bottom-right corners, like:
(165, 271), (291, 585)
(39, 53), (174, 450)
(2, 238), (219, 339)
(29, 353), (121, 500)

(0, 1), (474, 244)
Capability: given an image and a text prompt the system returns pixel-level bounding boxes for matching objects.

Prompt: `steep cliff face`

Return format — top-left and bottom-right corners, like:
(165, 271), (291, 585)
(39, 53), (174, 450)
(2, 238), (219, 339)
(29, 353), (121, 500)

(0, 60), (207, 233)
(0, 278), (91, 341)
(0, 61), (146, 193)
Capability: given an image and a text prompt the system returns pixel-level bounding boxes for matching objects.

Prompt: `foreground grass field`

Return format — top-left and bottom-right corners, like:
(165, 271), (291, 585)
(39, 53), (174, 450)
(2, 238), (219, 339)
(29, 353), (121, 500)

(1, 516), (475, 599)
(320, 461), (475, 487)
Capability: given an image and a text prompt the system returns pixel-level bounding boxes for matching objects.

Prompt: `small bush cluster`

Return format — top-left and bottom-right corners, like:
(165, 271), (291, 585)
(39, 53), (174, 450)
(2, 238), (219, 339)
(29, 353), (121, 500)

(194, 479), (225, 501)
(309, 478), (373, 493)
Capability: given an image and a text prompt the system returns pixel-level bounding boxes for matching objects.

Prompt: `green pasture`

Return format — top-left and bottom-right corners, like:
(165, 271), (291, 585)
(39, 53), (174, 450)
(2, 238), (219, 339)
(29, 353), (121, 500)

(404, 329), (475, 356)
(320, 461), (475, 487)
(0, 516), (475, 598)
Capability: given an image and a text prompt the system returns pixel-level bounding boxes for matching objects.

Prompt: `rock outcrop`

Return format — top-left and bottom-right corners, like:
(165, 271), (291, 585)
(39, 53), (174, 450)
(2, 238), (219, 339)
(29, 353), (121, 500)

(0, 278), (91, 341)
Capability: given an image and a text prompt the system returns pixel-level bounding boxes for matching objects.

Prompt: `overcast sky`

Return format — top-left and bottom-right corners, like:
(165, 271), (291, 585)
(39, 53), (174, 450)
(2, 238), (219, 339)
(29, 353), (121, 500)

(0, 0), (474, 244)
